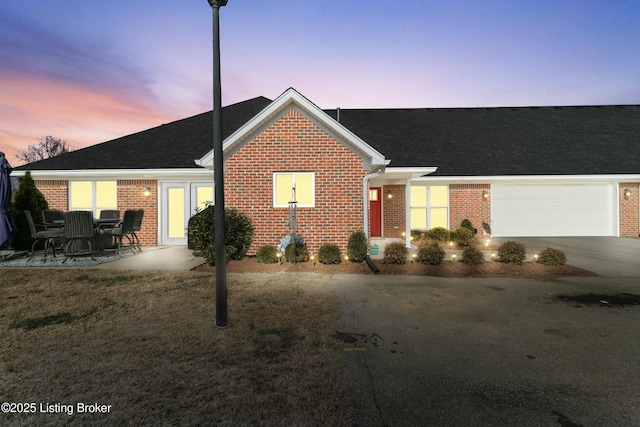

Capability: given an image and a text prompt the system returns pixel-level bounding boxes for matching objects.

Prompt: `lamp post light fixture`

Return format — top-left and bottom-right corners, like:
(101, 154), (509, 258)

(206, 0), (229, 328)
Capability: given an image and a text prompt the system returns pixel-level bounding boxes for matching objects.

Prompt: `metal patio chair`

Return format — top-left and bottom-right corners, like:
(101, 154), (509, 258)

(24, 210), (65, 261)
(100, 209), (137, 255)
(131, 209), (144, 252)
(62, 210), (97, 263)
(42, 209), (65, 230)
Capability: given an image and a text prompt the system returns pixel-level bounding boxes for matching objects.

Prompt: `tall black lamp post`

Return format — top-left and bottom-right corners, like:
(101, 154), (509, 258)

(206, 0), (228, 327)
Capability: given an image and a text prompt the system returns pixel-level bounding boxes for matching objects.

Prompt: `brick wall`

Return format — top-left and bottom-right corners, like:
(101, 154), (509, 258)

(117, 180), (158, 246)
(225, 108), (367, 255)
(619, 182), (639, 237)
(36, 179), (159, 246)
(36, 180), (68, 210)
(449, 184), (491, 234)
(382, 185), (406, 238)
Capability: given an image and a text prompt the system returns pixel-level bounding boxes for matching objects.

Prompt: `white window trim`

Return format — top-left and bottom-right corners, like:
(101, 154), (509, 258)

(273, 172), (315, 208)
(68, 180), (117, 216)
(410, 185), (449, 230)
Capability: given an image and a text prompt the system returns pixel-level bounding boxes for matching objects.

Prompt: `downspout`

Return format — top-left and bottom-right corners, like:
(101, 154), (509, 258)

(363, 165), (385, 275)
(363, 165), (386, 240)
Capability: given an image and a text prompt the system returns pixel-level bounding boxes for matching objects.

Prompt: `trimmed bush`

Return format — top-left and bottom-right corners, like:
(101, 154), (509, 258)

(410, 230), (423, 241)
(424, 226), (450, 242)
(284, 241), (309, 263)
(452, 227), (474, 247)
(537, 247), (567, 266)
(256, 245), (279, 264)
(318, 244), (341, 264)
(187, 205), (254, 266)
(462, 246), (485, 265)
(347, 229), (367, 262)
(461, 219), (477, 235)
(383, 242), (408, 265)
(416, 242), (445, 265)
(498, 241), (526, 265)
(9, 171), (49, 250)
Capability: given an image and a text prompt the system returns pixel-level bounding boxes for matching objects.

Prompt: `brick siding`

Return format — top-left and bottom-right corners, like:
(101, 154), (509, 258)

(449, 184), (491, 235)
(36, 179), (159, 246)
(619, 182), (639, 237)
(382, 185), (406, 238)
(225, 108), (367, 255)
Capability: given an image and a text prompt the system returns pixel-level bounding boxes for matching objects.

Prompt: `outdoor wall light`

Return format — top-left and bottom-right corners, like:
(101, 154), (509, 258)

(623, 188), (632, 200)
(387, 192), (393, 199)
(142, 186), (151, 197)
(401, 231), (406, 238)
(483, 190), (489, 199)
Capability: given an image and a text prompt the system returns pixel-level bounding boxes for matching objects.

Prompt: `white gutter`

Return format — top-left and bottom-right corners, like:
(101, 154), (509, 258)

(10, 168), (213, 180)
(412, 174), (640, 184)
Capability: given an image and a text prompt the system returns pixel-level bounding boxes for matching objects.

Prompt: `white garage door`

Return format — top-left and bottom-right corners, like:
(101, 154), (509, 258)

(491, 184), (615, 237)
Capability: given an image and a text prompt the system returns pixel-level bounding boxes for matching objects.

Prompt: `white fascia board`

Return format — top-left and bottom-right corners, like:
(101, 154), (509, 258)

(196, 88), (387, 170)
(10, 168), (212, 181)
(412, 174), (640, 185)
(370, 166), (438, 184)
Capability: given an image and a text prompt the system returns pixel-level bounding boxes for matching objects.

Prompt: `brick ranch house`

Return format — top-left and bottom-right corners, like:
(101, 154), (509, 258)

(12, 88), (640, 255)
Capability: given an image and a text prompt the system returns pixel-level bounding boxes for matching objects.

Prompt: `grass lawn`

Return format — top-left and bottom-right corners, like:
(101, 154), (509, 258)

(0, 269), (351, 427)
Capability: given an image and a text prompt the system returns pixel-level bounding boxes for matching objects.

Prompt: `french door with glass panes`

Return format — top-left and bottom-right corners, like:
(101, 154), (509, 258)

(161, 182), (213, 245)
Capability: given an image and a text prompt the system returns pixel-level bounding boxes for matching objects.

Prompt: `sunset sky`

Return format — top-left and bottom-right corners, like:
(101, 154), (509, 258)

(1, 0), (639, 165)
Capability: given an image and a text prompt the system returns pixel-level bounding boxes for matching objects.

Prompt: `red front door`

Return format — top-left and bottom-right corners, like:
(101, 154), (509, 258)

(369, 187), (382, 237)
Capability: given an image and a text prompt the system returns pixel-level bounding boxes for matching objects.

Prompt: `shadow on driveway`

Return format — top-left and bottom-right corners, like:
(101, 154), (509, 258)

(332, 274), (640, 426)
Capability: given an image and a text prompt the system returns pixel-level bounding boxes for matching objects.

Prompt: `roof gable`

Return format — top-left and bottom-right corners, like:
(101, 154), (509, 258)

(196, 88), (387, 171)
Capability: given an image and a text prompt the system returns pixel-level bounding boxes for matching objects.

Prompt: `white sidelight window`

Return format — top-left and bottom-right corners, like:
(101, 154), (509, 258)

(273, 172), (315, 207)
(410, 185), (449, 230)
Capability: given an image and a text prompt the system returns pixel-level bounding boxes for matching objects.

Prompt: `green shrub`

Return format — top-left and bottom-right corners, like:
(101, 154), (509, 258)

(318, 244), (341, 264)
(347, 229), (367, 262)
(410, 230), (423, 241)
(537, 247), (567, 266)
(452, 227), (474, 247)
(461, 219), (477, 235)
(187, 205), (254, 266)
(284, 241), (309, 263)
(256, 245), (279, 264)
(383, 242), (408, 265)
(462, 246), (485, 264)
(416, 242), (445, 265)
(498, 241), (526, 265)
(9, 171), (49, 250)
(424, 226), (450, 242)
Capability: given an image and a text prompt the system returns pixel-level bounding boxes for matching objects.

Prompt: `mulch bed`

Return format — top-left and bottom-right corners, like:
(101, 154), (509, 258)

(194, 257), (597, 278)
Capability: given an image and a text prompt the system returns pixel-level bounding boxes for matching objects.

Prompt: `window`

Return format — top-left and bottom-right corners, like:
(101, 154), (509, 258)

(273, 172), (314, 207)
(410, 185), (448, 230)
(69, 181), (117, 217)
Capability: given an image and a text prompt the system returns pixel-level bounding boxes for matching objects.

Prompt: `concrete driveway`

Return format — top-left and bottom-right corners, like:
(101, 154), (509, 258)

(491, 237), (640, 277)
(332, 237), (640, 426)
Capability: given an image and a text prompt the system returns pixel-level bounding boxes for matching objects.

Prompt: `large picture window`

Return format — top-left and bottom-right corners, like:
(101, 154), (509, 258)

(69, 181), (117, 217)
(273, 172), (314, 207)
(410, 185), (449, 230)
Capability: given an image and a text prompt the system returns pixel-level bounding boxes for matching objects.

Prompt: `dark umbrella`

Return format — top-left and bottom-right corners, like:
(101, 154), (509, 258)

(0, 152), (17, 248)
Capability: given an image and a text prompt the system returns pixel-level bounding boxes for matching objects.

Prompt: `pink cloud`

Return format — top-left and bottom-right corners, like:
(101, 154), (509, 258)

(0, 72), (176, 165)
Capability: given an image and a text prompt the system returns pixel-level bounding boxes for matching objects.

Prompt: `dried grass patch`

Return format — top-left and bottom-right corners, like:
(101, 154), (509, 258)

(0, 269), (351, 426)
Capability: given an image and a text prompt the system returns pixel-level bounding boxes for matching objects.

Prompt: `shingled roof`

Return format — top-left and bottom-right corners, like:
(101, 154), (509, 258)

(325, 104), (640, 176)
(17, 95), (640, 177)
(17, 96), (272, 171)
